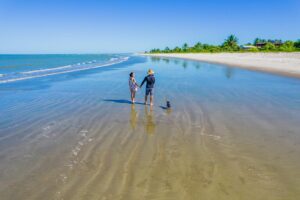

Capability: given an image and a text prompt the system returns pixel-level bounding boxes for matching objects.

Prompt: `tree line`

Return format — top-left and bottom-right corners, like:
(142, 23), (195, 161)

(148, 35), (300, 53)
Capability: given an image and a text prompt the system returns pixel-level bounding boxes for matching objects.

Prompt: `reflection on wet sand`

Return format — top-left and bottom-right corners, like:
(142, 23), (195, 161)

(224, 67), (235, 79)
(129, 104), (156, 134)
(162, 58), (170, 64)
(150, 57), (161, 63)
(144, 105), (155, 134)
(130, 104), (138, 130)
(182, 61), (188, 69)
(194, 62), (201, 70)
(160, 106), (172, 115)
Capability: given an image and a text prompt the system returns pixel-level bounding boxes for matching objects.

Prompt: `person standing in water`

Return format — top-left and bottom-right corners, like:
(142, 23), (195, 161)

(129, 72), (139, 104)
(140, 69), (155, 106)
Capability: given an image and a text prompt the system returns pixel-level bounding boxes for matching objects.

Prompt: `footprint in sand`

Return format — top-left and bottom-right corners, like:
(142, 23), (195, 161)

(65, 129), (93, 170)
(43, 121), (57, 131)
(54, 191), (63, 200)
(41, 121), (58, 138)
(58, 174), (68, 184)
(79, 129), (88, 137)
(43, 126), (51, 131)
(200, 133), (221, 140)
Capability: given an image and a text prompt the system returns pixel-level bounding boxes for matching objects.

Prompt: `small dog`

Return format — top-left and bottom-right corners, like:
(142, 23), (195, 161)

(166, 100), (171, 109)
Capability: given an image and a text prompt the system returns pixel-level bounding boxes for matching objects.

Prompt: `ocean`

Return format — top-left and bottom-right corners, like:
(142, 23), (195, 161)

(0, 54), (129, 83)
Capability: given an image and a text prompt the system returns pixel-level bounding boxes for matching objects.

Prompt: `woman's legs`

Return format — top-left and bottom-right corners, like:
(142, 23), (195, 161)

(132, 91), (136, 103)
(130, 91), (134, 103)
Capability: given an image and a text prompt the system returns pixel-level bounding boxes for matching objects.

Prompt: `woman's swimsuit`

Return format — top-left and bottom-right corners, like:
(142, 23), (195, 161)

(129, 78), (138, 92)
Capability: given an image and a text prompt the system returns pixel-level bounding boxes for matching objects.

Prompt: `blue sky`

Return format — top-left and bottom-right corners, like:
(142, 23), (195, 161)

(0, 0), (299, 53)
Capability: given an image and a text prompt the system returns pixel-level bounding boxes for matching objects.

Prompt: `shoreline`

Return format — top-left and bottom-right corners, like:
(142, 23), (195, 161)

(141, 53), (300, 79)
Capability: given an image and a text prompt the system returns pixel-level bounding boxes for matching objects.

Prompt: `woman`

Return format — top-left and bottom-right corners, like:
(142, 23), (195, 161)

(129, 72), (139, 103)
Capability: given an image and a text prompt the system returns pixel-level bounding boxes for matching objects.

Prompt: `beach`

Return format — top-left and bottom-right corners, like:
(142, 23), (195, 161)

(1, 55), (300, 200)
(144, 53), (300, 78)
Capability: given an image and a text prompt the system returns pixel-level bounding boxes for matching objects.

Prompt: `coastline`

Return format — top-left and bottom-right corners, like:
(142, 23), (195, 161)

(142, 52), (300, 79)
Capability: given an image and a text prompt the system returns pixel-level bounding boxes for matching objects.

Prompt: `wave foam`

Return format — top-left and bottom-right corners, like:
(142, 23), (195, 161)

(0, 57), (129, 84)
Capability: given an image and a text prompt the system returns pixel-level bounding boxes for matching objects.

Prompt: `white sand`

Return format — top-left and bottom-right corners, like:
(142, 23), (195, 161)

(144, 53), (300, 78)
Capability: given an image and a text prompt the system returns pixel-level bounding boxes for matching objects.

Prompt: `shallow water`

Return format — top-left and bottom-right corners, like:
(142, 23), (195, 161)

(0, 55), (300, 200)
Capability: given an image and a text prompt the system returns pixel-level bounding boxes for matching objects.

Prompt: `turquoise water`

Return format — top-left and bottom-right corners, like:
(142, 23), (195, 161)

(0, 54), (129, 83)
(0, 55), (300, 200)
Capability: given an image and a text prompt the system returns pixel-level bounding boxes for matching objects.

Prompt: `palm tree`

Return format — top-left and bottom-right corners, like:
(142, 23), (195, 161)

(223, 35), (239, 50)
(294, 39), (300, 48)
(254, 38), (262, 45)
(193, 42), (203, 52)
(182, 43), (189, 52)
(224, 35), (238, 47)
(173, 46), (181, 53)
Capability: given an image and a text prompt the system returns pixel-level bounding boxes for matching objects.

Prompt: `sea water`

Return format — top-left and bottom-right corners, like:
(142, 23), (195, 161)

(0, 54), (129, 83)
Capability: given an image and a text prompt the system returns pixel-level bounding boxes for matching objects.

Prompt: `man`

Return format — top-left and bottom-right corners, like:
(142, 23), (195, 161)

(140, 69), (155, 106)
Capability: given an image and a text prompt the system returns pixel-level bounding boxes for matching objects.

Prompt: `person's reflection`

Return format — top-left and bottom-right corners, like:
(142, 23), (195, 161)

(224, 67), (235, 79)
(194, 63), (201, 70)
(144, 105), (155, 135)
(182, 61), (188, 69)
(130, 104), (137, 130)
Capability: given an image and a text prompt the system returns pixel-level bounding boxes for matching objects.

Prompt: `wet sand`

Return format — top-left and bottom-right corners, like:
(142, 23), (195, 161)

(144, 53), (300, 78)
(0, 56), (300, 199)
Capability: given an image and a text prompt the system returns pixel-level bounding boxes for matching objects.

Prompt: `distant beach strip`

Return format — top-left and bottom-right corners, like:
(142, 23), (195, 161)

(143, 53), (300, 79)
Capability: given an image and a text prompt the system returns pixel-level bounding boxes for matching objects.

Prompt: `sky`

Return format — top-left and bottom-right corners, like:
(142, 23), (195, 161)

(0, 0), (299, 53)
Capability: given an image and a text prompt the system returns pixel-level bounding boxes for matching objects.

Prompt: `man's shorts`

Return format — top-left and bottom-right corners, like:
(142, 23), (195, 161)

(146, 88), (154, 96)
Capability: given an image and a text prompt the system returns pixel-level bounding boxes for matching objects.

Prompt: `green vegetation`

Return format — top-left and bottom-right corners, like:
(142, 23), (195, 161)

(295, 40), (300, 49)
(222, 35), (239, 51)
(148, 35), (300, 53)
